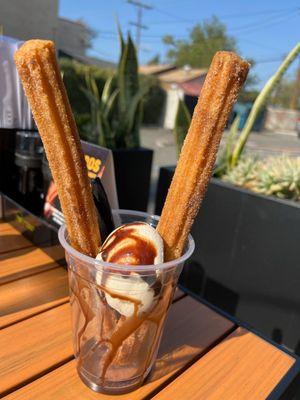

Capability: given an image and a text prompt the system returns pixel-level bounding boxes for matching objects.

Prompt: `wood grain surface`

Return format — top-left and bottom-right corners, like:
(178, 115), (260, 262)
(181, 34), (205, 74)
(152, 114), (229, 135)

(4, 297), (234, 400)
(0, 223), (33, 254)
(0, 303), (73, 396)
(0, 267), (69, 329)
(153, 327), (295, 400)
(0, 245), (64, 284)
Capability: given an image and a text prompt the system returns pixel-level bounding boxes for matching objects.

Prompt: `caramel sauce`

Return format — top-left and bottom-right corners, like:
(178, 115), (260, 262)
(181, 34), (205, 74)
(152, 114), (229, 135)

(99, 283), (172, 383)
(73, 276), (174, 384)
(101, 224), (157, 265)
(72, 223), (171, 385)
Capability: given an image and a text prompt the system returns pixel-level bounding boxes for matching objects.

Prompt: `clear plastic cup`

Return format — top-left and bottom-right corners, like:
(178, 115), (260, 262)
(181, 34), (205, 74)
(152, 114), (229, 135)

(58, 209), (194, 394)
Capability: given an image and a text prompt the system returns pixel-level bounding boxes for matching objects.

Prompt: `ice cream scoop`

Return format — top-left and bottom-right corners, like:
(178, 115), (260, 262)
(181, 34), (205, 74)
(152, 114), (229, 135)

(96, 222), (164, 317)
(97, 222), (164, 265)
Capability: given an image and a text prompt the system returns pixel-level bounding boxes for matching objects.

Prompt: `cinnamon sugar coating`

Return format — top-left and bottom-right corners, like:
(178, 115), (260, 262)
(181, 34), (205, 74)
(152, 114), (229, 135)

(157, 51), (249, 261)
(15, 40), (101, 256)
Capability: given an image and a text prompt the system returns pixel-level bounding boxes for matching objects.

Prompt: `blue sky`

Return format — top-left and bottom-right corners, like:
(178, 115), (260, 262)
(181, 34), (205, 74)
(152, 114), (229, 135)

(59, 0), (300, 88)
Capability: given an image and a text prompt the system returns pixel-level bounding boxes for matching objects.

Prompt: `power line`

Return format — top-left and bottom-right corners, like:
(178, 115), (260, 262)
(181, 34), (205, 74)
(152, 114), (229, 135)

(231, 10), (298, 34)
(99, 9), (298, 42)
(229, 9), (293, 32)
(147, 6), (299, 25)
(255, 56), (287, 64)
(239, 38), (285, 53)
(127, 0), (153, 55)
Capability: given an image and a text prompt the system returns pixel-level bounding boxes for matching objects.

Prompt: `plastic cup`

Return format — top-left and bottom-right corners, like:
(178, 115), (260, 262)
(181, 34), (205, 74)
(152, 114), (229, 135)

(58, 209), (194, 394)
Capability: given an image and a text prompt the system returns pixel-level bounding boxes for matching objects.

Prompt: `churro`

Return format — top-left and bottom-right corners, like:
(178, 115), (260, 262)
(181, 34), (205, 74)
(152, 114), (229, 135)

(14, 40), (101, 256)
(157, 51), (249, 261)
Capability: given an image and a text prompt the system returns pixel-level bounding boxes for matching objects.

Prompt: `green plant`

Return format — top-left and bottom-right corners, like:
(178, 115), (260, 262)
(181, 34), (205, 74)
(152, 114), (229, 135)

(81, 26), (148, 149)
(60, 58), (112, 116)
(115, 30), (147, 148)
(215, 114), (241, 177)
(214, 42), (300, 178)
(81, 72), (119, 147)
(222, 156), (259, 189)
(222, 156), (300, 201)
(173, 99), (191, 156)
(230, 43), (300, 169)
(255, 156), (300, 200)
(140, 74), (166, 125)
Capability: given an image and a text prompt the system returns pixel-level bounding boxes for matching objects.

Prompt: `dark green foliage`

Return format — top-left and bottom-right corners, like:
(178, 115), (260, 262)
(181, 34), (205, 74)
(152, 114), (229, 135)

(116, 33), (141, 148)
(174, 99), (191, 156)
(60, 26), (166, 147)
(59, 58), (113, 142)
(78, 28), (150, 149)
(141, 75), (166, 125)
(60, 58), (113, 114)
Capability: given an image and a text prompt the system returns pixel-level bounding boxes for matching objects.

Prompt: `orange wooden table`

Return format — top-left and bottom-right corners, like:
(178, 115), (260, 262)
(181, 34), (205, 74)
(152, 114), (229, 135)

(0, 199), (299, 399)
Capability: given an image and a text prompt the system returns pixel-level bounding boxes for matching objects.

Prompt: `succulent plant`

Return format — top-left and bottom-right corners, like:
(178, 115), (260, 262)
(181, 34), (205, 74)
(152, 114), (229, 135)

(82, 23), (147, 149)
(255, 156), (300, 200)
(82, 71), (119, 148)
(222, 155), (300, 201)
(222, 156), (258, 189)
(174, 99), (191, 156)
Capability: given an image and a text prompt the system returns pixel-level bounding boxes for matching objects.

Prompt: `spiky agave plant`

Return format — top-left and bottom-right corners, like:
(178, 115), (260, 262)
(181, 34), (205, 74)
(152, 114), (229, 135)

(115, 28), (148, 148)
(82, 71), (119, 148)
(82, 22), (148, 149)
(174, 98), (191, 156)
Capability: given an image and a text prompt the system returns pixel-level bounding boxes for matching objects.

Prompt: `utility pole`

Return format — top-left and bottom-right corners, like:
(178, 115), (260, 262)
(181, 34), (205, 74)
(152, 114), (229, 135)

(127, 0), (152, 56)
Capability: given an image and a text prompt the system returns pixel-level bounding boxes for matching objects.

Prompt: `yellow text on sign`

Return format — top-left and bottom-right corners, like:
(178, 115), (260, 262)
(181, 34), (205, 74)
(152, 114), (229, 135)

(85, 155), (102, 174)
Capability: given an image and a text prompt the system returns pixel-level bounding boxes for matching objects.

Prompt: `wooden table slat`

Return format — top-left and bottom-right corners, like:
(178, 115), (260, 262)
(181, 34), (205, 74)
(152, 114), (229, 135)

(1, 218), (297, 399)
(0, 223), (33, 254)
(0, 303), (73, 396)
(3, 297), (234, 399)
(0, 267), (69, 329)
(0, 245), (65, 284)
(153, 327), (296, 400)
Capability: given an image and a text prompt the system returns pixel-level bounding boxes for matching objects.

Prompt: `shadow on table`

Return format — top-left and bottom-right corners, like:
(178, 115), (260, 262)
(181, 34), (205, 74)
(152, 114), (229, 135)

(0, 236), (34, 259)
(179, 260), (239, 316)
(145, 286), (241, 385)
(0, 237), (65, 265)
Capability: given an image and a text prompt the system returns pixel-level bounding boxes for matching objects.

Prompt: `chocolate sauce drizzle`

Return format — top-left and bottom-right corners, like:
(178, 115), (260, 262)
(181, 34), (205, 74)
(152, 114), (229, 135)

(101, 224), (157, 265)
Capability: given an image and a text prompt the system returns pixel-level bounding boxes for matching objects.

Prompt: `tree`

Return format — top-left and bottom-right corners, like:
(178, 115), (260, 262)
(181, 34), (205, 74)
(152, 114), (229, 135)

(163, 17), (258, 99)
(163, 17), (237, 68)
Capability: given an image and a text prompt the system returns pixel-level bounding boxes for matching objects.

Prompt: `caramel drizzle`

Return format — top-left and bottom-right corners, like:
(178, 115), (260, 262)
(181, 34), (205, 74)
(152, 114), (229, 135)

(72, 275), (174, 383)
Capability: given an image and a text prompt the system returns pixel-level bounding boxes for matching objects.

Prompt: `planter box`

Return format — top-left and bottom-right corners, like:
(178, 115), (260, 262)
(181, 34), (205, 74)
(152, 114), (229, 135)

(155, 166), (300, 354)
(113, 147), (153, 212)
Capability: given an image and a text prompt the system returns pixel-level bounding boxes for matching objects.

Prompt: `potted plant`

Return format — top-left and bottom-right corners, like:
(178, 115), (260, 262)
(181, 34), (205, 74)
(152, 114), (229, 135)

(155, 43), (300, 354)
(82, 26), (152, 211)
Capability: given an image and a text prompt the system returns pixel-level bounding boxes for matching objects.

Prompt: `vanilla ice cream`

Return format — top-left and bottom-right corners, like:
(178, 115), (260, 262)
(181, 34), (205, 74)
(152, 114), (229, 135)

(96, 222), (164, 317)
